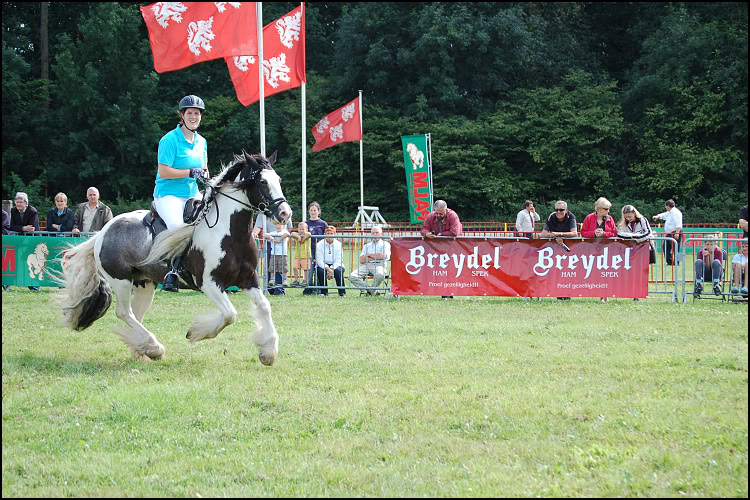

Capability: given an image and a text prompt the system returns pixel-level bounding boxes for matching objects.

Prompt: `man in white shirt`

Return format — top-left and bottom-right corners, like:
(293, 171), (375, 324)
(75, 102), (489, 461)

(652, 199), (683, 266)
(349, 226), (391, 295)
(515, 200), (540, 239)
(315, 226), (345, 296)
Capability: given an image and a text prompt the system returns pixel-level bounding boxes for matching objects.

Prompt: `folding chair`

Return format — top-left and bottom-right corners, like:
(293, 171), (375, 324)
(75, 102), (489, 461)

(693, 248), (728, 302)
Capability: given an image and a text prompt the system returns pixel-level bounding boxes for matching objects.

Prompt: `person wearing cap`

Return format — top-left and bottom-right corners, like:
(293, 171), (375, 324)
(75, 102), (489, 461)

(154, 95), (209, 292)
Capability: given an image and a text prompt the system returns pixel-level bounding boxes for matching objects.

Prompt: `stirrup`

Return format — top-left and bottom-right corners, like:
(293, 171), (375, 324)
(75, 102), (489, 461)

(162, 271), (180, 292)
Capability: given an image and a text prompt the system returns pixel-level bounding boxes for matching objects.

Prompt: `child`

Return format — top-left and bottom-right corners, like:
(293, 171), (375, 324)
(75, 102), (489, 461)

(291, 221), (311, 286)
(267, 222), (290, 287)
(694, 235), (723, 296)
(730, 242), (748, 296)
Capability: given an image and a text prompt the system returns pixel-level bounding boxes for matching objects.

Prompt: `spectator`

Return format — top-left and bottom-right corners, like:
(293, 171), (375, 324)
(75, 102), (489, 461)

(740, 205), (748, 240)
(290, 221), (311, 286)
(72, 187), (113, 235)
(540, 200), (578, 241)
(267, 222), (290, 290)
(694, 234), (723, 297)
(652, 199), (683, 266)
(617, 204), (656, 263)
(515, 200), (540, 239)
(9, 192), (41, 291)
(252, 213), (292, 295)
(730, 242), (748, 296)
(349, 225), (391, 295)
(46, 192), (74, 235)
(315, 226), (345, 297)
(3, 209), (15, 235)
(420, 200), (463, 239)
(581, 197), (618, 239)
(303, 201), (328, 295)
(9, 192), (40, 234)
(540, 201), (578, 301)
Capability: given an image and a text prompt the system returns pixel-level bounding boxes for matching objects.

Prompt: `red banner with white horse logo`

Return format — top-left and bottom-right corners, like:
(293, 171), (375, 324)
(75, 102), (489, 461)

(391, 238), (650, 298)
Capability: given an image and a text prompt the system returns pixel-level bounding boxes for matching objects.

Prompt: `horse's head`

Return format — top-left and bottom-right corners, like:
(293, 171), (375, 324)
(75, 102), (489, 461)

(216, 150), (292, 225)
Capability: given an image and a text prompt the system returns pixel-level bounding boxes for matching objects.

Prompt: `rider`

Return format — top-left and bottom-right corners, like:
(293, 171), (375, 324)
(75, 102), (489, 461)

(154, 95), (209, 292)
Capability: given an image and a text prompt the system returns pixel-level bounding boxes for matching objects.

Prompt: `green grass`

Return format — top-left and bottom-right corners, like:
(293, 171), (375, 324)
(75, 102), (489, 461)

(2, 287), (747, 497)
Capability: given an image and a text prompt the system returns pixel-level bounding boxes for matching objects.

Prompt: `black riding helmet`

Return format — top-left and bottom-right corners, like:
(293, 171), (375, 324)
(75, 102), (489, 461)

(179, 95), (204, 133)
(179, 95), (205, 111)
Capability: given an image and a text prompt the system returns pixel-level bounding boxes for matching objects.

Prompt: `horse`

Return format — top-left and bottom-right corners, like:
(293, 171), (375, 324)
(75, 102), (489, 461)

(27, 242), (49, 279)
(55, 151), (292, 365)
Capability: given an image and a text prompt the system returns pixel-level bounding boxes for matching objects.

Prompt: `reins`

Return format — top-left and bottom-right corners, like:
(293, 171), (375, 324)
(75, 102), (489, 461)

(190, 167), (287, 229)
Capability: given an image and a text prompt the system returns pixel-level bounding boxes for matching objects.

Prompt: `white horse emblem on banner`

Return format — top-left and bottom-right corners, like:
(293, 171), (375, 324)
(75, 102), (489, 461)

(187, 17), (216, 56)
(406, 143), (424, 170)
(27, 242), (49, 280)
(152, 2), (188, 28)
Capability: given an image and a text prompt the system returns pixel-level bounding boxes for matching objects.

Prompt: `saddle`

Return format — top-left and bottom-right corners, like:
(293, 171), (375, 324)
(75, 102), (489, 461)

(142, 198), (203, 291)
(142, 197), (203, 240)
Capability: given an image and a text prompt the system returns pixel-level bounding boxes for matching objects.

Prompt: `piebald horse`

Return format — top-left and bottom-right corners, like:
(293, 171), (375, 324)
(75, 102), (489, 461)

(56, 151), (292, 365)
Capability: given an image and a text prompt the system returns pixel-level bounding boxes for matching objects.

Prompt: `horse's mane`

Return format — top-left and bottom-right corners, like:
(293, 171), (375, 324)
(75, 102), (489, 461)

(208, 151), (269, 191)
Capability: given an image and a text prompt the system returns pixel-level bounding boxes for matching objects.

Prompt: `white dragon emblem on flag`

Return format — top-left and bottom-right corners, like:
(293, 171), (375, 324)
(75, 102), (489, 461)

(275, 11), (301, 49)
(263, 53), (291, 88)
(233, 55), (256, 72)
(187, 16), (216, 56)
(316, 117), (330, 134)
(341, 103), (356, 122)
(330, 124), (344, 143)
(215, 2), (241, 13)
(151, 2), (188, 28)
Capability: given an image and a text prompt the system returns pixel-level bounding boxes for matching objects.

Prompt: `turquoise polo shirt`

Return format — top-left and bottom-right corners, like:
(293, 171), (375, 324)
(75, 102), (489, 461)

(153, 125), (207, 199)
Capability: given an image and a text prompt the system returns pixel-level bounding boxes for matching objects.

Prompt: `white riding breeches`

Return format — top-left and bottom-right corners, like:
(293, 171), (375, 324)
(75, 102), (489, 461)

(154, 195), (189, 229)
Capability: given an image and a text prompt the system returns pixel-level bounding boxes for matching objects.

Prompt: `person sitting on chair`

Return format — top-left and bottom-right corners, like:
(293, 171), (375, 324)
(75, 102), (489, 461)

(315, 226), (345, 297)
(694, 234), (724, 297)
(349, 225), (391, 295)
(730, 242), (748, 297)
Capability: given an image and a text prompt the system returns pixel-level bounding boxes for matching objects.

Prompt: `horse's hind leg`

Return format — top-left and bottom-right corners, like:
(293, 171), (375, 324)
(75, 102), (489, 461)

(132, 281), (157, 323)
(246, 287), (279, 366)
(107, 277), (165, 361)
(186, 281), (237, 343)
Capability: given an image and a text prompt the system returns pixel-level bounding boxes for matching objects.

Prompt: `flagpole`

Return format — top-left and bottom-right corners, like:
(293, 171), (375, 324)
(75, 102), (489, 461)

(257, 2), (265, 157)
(301, 81), (306, 219)
(359, 89), (364, 210)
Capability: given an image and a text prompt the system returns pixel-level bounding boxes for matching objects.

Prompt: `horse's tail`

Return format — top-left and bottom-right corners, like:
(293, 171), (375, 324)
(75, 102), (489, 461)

(140, 224), (196, 266)
(54, 234), (113, 331)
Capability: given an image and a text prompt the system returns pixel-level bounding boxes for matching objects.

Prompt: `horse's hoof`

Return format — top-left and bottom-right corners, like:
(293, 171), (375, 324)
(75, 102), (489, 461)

(258, 352), (276, 366)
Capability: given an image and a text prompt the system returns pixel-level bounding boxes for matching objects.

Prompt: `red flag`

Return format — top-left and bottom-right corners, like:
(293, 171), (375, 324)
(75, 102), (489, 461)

(226, 4), (306, 106)
(140, 2), (258, 73)
(311, 97), (362, 152)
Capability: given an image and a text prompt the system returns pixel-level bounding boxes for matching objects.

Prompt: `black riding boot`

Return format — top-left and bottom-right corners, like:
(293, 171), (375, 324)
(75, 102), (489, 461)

(162, 255), (182, 292)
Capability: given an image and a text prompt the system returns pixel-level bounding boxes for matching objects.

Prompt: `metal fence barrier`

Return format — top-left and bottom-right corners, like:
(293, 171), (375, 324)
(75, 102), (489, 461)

(680, 236), (748, 304)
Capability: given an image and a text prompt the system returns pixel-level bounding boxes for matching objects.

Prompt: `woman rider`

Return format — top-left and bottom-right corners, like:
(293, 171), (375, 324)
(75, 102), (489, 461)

(154, 95), (209, 292)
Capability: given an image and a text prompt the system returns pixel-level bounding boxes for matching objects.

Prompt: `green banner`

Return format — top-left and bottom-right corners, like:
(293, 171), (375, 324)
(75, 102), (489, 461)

(401, 134), (432, 224)
(2, 235), (87, 287)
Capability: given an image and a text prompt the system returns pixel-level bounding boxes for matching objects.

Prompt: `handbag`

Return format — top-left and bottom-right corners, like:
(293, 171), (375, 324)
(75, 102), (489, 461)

(649, 242), (657, 264)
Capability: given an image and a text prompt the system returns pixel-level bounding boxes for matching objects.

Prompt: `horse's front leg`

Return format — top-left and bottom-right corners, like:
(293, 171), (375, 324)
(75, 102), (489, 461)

(246, 287), (279, 366)
(186, 279), (237, 343)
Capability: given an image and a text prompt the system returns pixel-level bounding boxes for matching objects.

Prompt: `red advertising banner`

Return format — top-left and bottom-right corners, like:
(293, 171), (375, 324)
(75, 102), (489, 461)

(391, 238), (649, 298)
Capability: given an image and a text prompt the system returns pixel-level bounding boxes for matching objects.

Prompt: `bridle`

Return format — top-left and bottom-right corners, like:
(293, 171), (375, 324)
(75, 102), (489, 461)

(195, 165), (288, 229)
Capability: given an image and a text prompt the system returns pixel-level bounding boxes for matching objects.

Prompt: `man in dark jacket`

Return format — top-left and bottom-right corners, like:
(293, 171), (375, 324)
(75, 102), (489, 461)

(9, 192), (40, 234)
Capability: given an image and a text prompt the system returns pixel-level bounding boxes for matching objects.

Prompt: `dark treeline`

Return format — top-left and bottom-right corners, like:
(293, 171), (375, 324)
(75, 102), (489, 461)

(2, 2), (747, 222)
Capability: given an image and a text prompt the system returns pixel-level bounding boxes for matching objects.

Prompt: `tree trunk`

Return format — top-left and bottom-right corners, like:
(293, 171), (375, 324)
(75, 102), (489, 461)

(40, 2), (49, 80)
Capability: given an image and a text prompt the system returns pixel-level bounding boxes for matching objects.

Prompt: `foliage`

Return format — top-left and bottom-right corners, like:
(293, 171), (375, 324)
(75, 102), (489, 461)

(1, 2), (747, 223)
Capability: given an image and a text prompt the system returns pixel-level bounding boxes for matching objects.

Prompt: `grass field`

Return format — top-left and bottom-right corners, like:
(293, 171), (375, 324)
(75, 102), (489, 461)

(2, 287), (747, 497)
